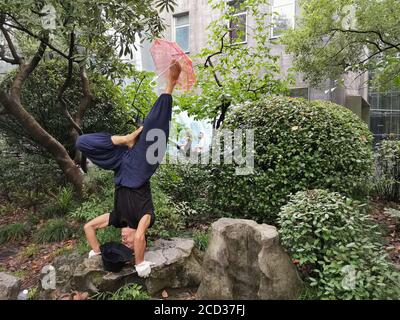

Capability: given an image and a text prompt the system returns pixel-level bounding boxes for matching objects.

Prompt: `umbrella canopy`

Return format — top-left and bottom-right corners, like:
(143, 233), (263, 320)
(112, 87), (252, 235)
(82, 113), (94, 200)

(150, 38), (196, 91)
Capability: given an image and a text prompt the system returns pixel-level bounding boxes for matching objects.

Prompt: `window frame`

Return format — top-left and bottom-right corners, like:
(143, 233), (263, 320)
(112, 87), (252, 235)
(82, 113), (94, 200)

(289, 87), (310, 100)
(173, 12), (190, 54)
(270, 0), (296, 39)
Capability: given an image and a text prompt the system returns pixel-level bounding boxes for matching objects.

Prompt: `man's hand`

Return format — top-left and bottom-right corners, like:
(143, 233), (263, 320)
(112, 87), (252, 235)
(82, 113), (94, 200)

(88, 250), (101, 258)
(135, 260), (155, 278)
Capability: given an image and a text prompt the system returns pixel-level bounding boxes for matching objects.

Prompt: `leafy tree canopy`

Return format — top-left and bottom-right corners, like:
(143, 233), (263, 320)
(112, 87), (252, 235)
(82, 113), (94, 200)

(176, 0), (290, 128)
(281, 0), (400, 90)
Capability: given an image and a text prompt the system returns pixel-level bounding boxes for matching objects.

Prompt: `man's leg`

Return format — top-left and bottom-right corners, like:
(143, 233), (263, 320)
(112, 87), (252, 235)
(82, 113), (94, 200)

(133, 214), (152, 265)
(111, 126), (143, 149)
(84, 213), (110, 253)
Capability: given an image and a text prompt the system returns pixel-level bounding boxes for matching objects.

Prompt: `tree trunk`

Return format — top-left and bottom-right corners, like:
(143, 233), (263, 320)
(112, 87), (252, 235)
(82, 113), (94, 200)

(70, 66), (92, 172)
(0, 91), (84, 195)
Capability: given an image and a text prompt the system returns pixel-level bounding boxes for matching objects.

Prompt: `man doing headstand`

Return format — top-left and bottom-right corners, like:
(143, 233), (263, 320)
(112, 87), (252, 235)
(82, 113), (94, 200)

(75, 60), (182, 277)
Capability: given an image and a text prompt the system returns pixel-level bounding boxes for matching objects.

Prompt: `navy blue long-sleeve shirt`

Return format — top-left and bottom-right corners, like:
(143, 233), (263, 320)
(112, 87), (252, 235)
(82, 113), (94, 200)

(75, 93), (172, 189)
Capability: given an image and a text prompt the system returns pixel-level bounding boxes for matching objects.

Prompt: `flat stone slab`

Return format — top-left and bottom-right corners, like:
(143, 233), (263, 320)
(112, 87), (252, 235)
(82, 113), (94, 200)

(39, 237), (203, 298)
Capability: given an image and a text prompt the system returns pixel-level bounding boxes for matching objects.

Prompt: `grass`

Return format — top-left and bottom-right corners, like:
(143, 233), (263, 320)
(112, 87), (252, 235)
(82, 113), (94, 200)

(49, 246), (74, 259)
(27, 287), (39, 300)
(193, 230), (209, 251)
(39, 187), (76, 219)
(26, 213), (40, 227)
(298, 285), (319, 300)
(12, 270), (28, 279)
(92, 283), (150, 300)
(21, 244), (40, 258)
(34, 219), (76, 243)
(0, 222), (30, 244)
(0, 202), (18, 216)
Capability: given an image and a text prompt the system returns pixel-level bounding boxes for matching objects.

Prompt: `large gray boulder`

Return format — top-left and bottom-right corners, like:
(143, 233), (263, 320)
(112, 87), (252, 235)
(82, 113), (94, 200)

(197, 218), (303, 300)
(0, 272), (21, 300)
(39, 237), (202, 299)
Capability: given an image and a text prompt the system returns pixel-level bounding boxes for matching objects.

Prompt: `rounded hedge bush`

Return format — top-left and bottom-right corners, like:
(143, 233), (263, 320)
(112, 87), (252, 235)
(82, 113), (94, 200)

(278, 189), (400, 299)
(374, 139), (400, 201)
(208, 96), (374, 222)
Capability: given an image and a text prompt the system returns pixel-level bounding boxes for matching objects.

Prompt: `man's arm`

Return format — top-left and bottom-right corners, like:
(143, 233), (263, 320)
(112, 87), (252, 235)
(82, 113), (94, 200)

(84, 213), (110, 254)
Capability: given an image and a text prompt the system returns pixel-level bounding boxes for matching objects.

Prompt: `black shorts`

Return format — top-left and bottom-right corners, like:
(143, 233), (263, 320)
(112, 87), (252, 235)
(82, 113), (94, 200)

(108, 182), (155, 229)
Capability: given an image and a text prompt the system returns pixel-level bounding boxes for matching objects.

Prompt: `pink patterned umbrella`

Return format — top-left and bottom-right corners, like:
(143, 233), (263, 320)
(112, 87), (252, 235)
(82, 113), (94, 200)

(150, 38), (196, 91)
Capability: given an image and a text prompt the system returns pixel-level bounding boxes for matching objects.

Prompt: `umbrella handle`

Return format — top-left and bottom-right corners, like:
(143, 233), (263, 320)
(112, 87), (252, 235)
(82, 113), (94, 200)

(150, 56), (184, 88)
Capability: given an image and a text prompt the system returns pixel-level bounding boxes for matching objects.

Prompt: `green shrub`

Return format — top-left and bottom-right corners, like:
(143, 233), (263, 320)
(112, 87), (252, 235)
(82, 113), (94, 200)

(96, 226), (121, 244)
(207, 97), (374, 222)
(56, 187), (74, 214)
(154, 164), (213, 217)
(0, 222), (30, 244)
(70, 186), (114, 222)
(27, 287), (39, 300)
(82, 167), (114, 196)
(193, 230), (209, 251)
(76, 226), (121, 254)
(26, 212), (40, 226)
(147, 183), (185, 239)
(40, 187), (75, 218)
(34, 219), (76, 243)
(0, 202), (17, 216)
(0, 149), (61, 205)
(278, 189), (400, 299)
(374, 140), (400, 201)
(93, 283), (150, 300)
(385, 207), (400, 231)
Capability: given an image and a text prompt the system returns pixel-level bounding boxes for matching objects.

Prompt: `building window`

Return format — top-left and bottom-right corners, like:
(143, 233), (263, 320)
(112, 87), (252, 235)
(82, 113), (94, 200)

(174, 13), (190, 53)
(369, 71), (400, 143)
(228, 1), (247, 44)
(271, 0), (295, 38)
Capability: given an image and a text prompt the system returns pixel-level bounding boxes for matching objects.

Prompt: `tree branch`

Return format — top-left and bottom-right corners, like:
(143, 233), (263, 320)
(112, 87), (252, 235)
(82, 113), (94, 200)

(3, 18), (69, 59)
(75, 65), (93, 126)
(204, 32), (229, 88)
(330, 28), (400, 51)
(0, 13), (21, 63)
(57, 31), (83, 135)
(10, 39), (47, 99)
(0, 44), (19, 64)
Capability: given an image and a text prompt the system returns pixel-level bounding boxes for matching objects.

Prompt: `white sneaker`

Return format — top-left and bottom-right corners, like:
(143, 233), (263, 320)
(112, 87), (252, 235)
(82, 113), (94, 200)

(135, 261), (155, 278)
(88, 250), (101, 259)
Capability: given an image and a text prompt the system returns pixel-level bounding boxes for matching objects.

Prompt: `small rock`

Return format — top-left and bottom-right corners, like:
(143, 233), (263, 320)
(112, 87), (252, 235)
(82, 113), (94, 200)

(0, 272), (21, 300)
(162, 290), (168, 299)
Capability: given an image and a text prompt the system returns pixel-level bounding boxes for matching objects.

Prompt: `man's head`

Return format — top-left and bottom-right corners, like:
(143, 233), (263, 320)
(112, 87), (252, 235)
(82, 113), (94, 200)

(121, 227), (135, 250)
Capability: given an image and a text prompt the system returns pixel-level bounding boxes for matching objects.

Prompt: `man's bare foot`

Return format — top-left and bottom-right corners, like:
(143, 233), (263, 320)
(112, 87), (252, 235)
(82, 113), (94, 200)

(168, 59), (182, 84)
(165, 60), (182, 94)
(126, 126), (143, 149)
